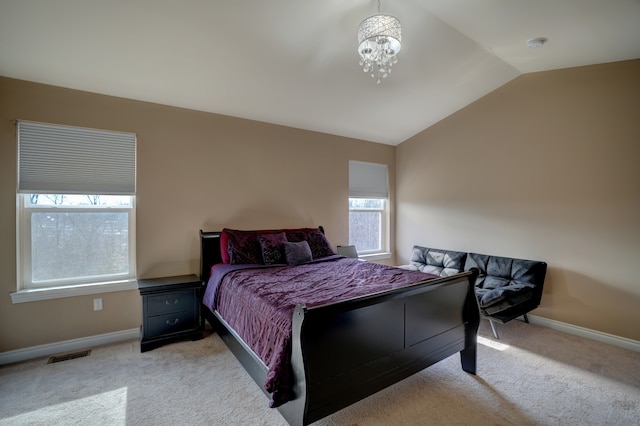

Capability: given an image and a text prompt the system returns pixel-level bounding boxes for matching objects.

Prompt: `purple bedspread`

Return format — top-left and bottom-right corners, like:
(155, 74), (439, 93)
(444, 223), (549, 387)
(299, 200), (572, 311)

(202, 256), (438, 407)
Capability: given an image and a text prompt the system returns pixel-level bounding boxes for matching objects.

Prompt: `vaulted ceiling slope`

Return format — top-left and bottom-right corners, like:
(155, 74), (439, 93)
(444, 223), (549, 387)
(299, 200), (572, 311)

(1, 1), (639, 145)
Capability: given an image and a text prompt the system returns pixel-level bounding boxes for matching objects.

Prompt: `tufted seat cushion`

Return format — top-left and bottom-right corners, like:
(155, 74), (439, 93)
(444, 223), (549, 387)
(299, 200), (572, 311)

(464, 253), (547, 317)
(409, 245), (467, 277)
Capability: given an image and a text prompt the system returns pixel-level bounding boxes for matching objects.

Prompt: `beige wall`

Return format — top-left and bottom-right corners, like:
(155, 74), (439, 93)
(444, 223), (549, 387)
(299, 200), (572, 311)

(0, 77), (395, 352)
(2, 59), (638, 353)
(396, 60), (640, 341)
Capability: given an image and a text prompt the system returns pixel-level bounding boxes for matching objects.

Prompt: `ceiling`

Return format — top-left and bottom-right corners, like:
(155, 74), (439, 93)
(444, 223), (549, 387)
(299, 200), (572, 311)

(1, 0), (639, 145)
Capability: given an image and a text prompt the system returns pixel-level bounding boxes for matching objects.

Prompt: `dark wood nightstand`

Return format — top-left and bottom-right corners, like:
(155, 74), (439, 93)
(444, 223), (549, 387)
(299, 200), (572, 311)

(138, 274), (203, 352)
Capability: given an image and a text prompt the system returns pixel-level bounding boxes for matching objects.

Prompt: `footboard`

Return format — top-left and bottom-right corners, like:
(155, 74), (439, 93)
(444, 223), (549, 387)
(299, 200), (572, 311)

(280, 269), (479, 425)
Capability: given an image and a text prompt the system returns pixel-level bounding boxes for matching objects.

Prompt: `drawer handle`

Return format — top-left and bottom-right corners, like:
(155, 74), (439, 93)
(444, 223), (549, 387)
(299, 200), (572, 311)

(165, 298), (179, 305)
(166, 318), (180, 326)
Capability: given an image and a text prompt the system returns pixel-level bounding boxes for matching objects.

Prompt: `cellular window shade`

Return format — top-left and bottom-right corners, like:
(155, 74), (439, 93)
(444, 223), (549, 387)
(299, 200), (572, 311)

(349, 160), (388, 198)
(18, 121), (136, 194)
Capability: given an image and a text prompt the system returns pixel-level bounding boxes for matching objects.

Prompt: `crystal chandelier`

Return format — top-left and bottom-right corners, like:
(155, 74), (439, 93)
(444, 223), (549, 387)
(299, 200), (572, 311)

(357, 0), (402, 84)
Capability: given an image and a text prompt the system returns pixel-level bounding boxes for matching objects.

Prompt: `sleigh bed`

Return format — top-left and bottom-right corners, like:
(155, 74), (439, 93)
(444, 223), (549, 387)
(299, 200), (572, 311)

(199, 227), (480, 425)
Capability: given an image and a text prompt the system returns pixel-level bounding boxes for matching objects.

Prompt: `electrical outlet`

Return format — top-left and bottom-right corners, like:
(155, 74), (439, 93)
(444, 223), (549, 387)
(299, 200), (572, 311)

(93, 297), (103, 311)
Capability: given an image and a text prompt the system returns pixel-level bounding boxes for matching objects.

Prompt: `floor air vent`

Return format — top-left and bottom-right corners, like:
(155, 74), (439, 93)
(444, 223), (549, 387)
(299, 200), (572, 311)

(47, 349), (91, 364)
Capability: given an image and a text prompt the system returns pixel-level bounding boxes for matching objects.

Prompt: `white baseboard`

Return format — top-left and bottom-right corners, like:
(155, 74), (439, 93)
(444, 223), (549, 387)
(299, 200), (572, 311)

(2, 317), (639, 366)
(528, 315), (640, 353)
(0, 328), (140, 365)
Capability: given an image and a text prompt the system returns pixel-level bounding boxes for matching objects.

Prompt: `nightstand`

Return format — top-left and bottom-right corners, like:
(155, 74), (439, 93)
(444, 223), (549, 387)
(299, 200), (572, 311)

(138, 274), (203, 352)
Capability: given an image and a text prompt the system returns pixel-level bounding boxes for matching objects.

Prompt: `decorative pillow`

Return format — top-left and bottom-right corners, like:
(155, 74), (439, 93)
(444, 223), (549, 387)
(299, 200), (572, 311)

(284, 228), (336, 259)
(304, 228), (336, 259)
(220, 231), (230, 264)
(258, 232), (288, 265)
(283, 241), (313, 265)
(223, 228), (265, 265)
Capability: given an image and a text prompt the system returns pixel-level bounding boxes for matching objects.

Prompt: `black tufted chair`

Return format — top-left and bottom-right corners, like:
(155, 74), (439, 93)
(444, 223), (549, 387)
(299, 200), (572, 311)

(464, 253), (547, 338)
(407, 245), (547, 338)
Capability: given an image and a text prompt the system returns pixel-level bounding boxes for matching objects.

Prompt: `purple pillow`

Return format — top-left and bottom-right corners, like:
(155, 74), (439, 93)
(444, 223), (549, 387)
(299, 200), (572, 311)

(305, 228), (336, 259)
(284, 228), (336, 259)
(258, 232), (288, 265)
(224, 228), (265, 265)
(283, 241), (313, 265)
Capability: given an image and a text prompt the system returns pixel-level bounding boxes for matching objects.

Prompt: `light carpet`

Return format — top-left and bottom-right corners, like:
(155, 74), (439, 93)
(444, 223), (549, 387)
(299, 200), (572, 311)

(1, 320), (639, 426)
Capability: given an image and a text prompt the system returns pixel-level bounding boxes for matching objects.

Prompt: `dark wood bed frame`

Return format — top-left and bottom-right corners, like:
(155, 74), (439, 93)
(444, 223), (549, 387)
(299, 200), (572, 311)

(199, 229), (480, 425)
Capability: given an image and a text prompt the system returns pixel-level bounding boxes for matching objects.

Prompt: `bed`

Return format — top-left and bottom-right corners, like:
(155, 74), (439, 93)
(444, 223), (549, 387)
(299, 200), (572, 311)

(199, 227), (480, 425)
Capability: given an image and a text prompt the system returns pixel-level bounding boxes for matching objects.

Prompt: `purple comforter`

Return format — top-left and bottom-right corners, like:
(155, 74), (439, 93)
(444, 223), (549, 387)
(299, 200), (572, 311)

(202, 256), (438, 407)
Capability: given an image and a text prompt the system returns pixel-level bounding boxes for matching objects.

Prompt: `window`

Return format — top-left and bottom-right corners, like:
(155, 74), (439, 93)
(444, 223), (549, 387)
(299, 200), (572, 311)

(348, 161), (389, 257)
(13, 121), (137, 302)
(349, 198), (387, 254)
(19, 194), (135, 289)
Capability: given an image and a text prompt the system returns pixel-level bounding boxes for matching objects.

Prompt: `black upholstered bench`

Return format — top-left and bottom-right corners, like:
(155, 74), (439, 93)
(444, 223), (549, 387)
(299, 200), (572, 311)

(403, 246), (547, 338)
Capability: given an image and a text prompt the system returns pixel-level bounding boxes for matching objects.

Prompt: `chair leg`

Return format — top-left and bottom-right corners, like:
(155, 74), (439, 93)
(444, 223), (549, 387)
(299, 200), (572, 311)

(489, 320), (500, 339)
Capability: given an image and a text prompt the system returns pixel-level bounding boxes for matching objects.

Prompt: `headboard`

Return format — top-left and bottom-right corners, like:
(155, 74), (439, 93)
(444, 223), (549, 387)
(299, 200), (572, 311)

(199, 226), (327, 285)
(199, 230), (222, 284)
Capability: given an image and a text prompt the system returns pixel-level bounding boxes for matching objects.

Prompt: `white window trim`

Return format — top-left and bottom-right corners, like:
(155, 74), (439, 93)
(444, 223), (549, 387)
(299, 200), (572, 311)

(13, 194), (137, 303)
(359, 252), (392, 261)
(348, 197), (390, 256)
(10, 279), (139, 303)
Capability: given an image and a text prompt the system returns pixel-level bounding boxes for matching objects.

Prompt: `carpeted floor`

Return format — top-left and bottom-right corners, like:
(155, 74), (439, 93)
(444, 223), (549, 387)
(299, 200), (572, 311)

(1, 320), (639, 426)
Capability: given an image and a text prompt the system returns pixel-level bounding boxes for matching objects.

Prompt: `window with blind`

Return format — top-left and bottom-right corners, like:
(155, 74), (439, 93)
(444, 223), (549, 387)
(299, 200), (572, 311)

(348, 161), (389, 257)
(13, 121), (137, 302)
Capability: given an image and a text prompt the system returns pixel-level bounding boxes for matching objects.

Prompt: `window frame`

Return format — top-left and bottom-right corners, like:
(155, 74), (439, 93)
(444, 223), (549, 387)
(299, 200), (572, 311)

(12, 194), (138, 303)
(348, 197), (390, 259)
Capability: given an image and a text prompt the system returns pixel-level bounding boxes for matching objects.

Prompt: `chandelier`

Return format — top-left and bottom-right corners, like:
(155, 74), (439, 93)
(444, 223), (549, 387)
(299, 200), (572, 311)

(357, 0), (402, 84)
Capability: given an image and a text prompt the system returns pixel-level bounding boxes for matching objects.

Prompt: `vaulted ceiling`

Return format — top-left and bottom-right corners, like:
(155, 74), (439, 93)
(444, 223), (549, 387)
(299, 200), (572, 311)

(1, 0), (639, 145)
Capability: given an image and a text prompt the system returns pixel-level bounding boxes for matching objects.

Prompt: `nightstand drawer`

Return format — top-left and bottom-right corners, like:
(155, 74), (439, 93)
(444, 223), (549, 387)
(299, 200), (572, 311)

(147, 289), (197, 315)
(147, 310), (198, 337)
